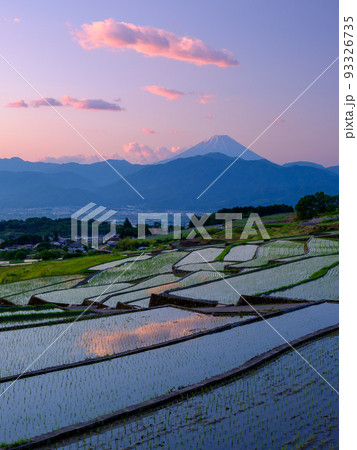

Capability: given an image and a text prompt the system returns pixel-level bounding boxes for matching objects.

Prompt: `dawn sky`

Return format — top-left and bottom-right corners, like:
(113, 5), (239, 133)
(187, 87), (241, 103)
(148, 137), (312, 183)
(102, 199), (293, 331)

(0, 0), (338, 166)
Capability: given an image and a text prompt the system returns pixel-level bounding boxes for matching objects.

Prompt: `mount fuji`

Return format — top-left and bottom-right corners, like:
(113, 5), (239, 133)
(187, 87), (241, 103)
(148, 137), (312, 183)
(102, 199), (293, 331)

(165, 135), (263, 162)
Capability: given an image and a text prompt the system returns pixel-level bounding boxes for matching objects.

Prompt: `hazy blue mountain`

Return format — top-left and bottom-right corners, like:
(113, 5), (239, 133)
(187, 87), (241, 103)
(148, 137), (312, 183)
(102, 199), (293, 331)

(0, 171), (98, 208)
(283, 161), (339, 177)
(282, 161), (326, 170)
(0, 158), (145, 187)
(327, 166), (339, 175)
(163, 135), (263, 162)
(0, 140), (338, 214)
(97, 153), (338, 210)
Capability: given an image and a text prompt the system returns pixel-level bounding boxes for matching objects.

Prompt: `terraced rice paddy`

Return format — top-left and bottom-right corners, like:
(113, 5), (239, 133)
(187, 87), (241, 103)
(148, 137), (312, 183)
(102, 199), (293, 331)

(0, 316), (68, 330)
(257, 240), (306, 258)
(269, 265), (339, 300)
(0, 306), (63, 317)
(116, 273), (179, 291)
(228, 257), (274, 268)
(171, 254), (339, 304)
(0, 276), (75, 298)
(59, 333), (338, 450)
(87, 254), (152, 271)
(307, 237), (339, 255)
(223, 244), (258, 261)
(89, 252), (188, 285)
(230, 240), (306, 268)
(0, 307), (241, 379)
(176, 270), (224, 286)
(35, 274), (177, 306)
(36, 282), (132, 305)
(0, 276), (84, 305)
(0, 275), (83, 297)
(0, 303), (338, 446)
(0, 309), (93, 331)
(174, 248), (223, 267)
(0, 232), (339, 448)
(103, 271), (225, 307)
(129, 298), (151, 307)
(104, 288), (169, 307)
(175, 261), (227, 272)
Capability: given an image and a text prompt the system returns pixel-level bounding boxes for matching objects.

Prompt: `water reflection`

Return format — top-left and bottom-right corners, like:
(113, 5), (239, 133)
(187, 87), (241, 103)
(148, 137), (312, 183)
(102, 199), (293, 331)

(76, 314), (232, 357)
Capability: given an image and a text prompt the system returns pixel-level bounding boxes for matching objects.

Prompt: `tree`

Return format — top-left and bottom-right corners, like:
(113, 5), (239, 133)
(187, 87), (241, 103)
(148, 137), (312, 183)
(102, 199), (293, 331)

(35, 241), (52, 251)
(123, 218), (133, 229)
(115, 238), (139, 251)
(295, 194), (317, 219)
(14, 250), (28, 261)
(38, 249), (62, 260)
(295, 192), (338, 220)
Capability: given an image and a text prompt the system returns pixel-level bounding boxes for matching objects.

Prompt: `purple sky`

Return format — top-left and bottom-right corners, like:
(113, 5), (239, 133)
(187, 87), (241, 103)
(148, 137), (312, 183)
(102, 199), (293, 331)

(0, 0), (338, 166)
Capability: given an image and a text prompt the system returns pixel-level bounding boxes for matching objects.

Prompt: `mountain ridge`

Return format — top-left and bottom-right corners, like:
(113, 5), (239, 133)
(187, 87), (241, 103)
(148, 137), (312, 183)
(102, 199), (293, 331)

(0, 134), (338, 216)
(0, 152), (338, 214)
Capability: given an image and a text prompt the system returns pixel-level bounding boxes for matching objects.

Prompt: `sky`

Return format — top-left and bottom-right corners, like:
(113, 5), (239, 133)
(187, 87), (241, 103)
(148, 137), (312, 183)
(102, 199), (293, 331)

(0, 0), (338, 166)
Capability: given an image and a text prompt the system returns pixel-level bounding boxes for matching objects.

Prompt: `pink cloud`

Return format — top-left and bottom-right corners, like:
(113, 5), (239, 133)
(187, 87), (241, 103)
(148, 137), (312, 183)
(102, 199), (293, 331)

(169, 129), (178, 135)
(72, 18), (238, 67)
(143, 85), (184, 100)
(197, 93), (215, 104)
(62, 95), (122, 111)
(122, 142), (183, 164)
(30, 97), (63, 108)
(204, 113), (214, 119)
(13, 18), (21, 23)
(143, 86), (215, 104)
(6, 96), (122, 112)
(6, 99), (28, 108)
(271, 118), (286, 125)
(141, 128), (156, 134)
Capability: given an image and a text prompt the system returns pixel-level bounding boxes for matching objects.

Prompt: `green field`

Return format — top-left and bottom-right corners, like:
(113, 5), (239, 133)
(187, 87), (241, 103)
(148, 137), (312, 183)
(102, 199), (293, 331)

(0, 254), (132, 284)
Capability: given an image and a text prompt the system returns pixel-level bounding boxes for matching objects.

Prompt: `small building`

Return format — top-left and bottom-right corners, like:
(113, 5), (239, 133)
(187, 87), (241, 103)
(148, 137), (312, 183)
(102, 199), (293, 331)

(68, 242), (85, 254)
(105, 235), (120, 248)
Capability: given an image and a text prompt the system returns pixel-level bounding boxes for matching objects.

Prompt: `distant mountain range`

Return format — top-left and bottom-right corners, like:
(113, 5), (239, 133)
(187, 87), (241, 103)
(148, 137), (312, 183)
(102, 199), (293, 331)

(0, 135), (338, 216)
(282, 161), (339, 174)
